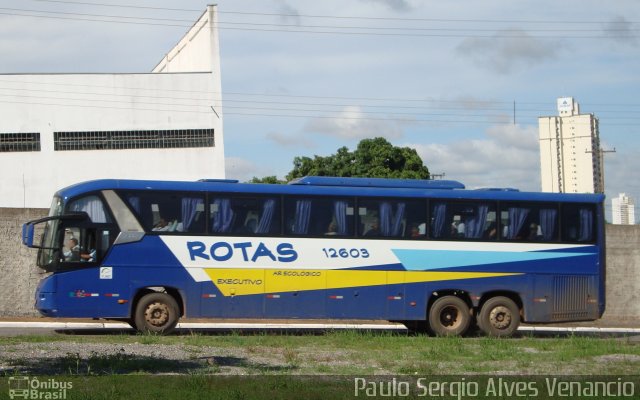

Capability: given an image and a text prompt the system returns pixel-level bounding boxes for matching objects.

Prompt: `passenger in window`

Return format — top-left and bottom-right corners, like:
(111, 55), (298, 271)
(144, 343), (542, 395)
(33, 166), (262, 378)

(457, 221), (466, 238)
(528, 223), (541, 241)
(152, 218), (170, 231)
(450, 222), (458, 237)
(409, 223), (425, 238)
(483, 223), (497, 240)
(237, 218), (257, 234)
(325, 221), (338, 236)
(363, 218), (380, 237)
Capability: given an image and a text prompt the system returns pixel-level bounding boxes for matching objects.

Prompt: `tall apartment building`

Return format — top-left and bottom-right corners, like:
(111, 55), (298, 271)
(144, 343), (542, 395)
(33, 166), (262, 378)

(538, 97), (603, 193)
(612, 193), (636, 225)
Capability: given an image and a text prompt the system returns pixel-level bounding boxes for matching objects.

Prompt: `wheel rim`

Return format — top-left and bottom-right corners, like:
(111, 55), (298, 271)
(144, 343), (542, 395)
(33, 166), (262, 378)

(439, 305), (462, 330)
(144, 301), (170, 328)
(488, 306), (512, 330)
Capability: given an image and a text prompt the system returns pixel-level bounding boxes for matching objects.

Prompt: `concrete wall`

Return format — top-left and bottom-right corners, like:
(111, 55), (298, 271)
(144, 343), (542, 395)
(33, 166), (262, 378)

(0, 208), (48, 316)
(2, 208), (639, 320)
(604, 224), (640, 320)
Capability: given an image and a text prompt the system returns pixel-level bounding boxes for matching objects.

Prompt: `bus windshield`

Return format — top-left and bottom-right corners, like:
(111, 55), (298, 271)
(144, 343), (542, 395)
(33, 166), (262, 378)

(37, 196), (63, 268)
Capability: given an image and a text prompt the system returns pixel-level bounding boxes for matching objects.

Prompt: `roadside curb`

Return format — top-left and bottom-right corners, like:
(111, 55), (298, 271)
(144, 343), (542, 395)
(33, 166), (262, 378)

(1, 321), (639, 333)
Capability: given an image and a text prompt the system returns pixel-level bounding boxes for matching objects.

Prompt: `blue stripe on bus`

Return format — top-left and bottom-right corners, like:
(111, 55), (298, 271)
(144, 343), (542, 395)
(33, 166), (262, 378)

(392, 249), (595, 271)
(345, 263), (406, 271)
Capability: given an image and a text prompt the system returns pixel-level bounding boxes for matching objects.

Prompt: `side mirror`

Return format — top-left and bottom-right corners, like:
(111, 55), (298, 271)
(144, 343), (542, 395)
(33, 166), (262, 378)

(22, 223), (35, 247)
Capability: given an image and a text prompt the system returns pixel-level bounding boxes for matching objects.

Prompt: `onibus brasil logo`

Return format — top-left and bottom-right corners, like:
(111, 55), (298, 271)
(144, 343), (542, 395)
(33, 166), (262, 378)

(7, 376), (72, 399)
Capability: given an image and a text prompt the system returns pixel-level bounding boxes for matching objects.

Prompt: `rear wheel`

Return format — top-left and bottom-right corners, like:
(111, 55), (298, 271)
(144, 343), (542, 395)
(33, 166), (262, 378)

(478, 296), (520, 337)
(428, 296), (471, 336)
(134, 292), (180, 334)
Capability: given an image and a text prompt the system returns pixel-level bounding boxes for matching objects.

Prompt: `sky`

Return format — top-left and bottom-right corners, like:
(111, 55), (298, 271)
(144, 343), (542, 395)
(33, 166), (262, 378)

(0, 0), (638, 221)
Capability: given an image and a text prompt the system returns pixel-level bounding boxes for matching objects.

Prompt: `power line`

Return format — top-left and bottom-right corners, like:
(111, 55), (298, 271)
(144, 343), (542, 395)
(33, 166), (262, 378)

(0, 10), (190, 28)
(0, 7), (195, 23)
(28, 0), (640, 24)
(0, 94), (640, 126)
(1, 9), (635, 39)
(5, 8), (634, 34)
(30, 0), (201, 13)
(2, 78), (640, 115)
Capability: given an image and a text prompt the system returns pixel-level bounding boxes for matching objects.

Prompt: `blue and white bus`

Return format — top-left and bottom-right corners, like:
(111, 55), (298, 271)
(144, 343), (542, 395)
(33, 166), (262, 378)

(22, 176), (605, 336)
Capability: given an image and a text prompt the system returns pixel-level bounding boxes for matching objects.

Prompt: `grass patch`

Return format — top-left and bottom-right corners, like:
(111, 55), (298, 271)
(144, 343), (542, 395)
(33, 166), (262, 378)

(2, 331), (639, 375)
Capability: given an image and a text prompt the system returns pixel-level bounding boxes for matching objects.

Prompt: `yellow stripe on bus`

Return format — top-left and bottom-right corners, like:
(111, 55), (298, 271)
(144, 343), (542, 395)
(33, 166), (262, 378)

(204, 268), (520, 297)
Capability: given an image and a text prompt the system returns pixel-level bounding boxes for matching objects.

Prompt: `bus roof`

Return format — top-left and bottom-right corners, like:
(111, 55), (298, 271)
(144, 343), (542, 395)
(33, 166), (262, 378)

(289, 176), (465, 190)
(55, 177), (605, 204)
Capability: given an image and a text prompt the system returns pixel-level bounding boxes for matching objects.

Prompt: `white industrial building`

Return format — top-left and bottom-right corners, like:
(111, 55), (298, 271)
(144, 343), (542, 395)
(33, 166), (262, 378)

(538, 97), (603, 194)
(0, 5), (224, 208)
(612, 193), (636, 225)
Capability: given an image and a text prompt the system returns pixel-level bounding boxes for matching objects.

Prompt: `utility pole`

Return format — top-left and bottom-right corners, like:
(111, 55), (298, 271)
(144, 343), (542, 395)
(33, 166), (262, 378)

(586, 147), (616, 194)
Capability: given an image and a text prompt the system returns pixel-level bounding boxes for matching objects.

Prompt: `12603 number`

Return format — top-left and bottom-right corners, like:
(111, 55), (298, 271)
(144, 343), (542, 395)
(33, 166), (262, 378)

(322, 248), (370, 259)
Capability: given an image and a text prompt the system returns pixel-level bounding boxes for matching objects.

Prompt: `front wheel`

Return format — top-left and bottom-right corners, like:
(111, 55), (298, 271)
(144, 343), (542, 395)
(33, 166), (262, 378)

(134, 292), (180, 334)
(428, 296), (471, 336)
(477, 296), (520, 337)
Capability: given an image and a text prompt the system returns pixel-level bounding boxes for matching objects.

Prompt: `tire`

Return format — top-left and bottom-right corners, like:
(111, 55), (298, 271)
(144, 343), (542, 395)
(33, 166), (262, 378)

(428, 296), (471, 336)
(134, 292), (180, 334)
(478, 296), (520, 337)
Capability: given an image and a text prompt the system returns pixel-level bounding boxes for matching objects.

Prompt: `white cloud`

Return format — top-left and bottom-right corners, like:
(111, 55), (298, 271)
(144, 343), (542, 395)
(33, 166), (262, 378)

(273, 0), (302, 25)
(456, 28), (563, 74)
(225, 157), (260, 182)
(303, 106), (407, 140)
(409, 124), (540, 191)
(358, 0), (413, 12)
(266, 131), (315, 148)
(603, 16), (638, 47)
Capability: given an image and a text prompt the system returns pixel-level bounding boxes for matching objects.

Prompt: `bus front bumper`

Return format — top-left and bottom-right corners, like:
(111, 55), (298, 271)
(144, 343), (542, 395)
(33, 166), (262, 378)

(35, 275), (58, 317)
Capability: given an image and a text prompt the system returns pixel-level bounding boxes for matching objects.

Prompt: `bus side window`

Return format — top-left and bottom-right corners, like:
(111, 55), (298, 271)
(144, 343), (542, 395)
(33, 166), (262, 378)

(431, 201), (496, 241)
(68, 195), (111, 223)
(209, 197), (280, 236)
(561, 204), (594, 243)
(284, 197), (354, 237)
(122, 191), (205, 234)
(500, 203), (558, 242)
(357, 199), (426, 239)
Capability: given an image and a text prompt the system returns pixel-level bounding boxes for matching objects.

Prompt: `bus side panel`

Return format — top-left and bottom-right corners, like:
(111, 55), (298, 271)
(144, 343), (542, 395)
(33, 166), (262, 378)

(263, 289), (327, 319)
(102, 236), (198, 318)
(386, 283), (407, 320)
(325, 286), (388, 319)
(44, 266), (132, 318)
(528, 274), (600, 322)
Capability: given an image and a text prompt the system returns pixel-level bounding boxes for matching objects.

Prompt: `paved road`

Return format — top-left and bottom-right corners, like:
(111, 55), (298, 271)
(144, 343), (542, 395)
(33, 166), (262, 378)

(0, 321), (639, 338)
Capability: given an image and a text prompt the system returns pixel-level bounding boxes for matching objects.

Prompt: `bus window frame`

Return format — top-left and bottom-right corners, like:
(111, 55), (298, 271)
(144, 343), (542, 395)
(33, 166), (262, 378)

(559, 202), (598, 244)
(354, 196), (428, 240)
(497, 200), (562, 243)
(207, 193), (283, 237)
(426, 198), (499, 242)
(113, 189), (600, 246)
(118, 189), (208, 235)
(282, 194), (356, 238)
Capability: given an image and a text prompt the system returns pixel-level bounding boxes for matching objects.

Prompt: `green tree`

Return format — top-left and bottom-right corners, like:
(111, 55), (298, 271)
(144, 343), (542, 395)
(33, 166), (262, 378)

(286, 137), (429, 180)
(247, 176), (286, 184)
